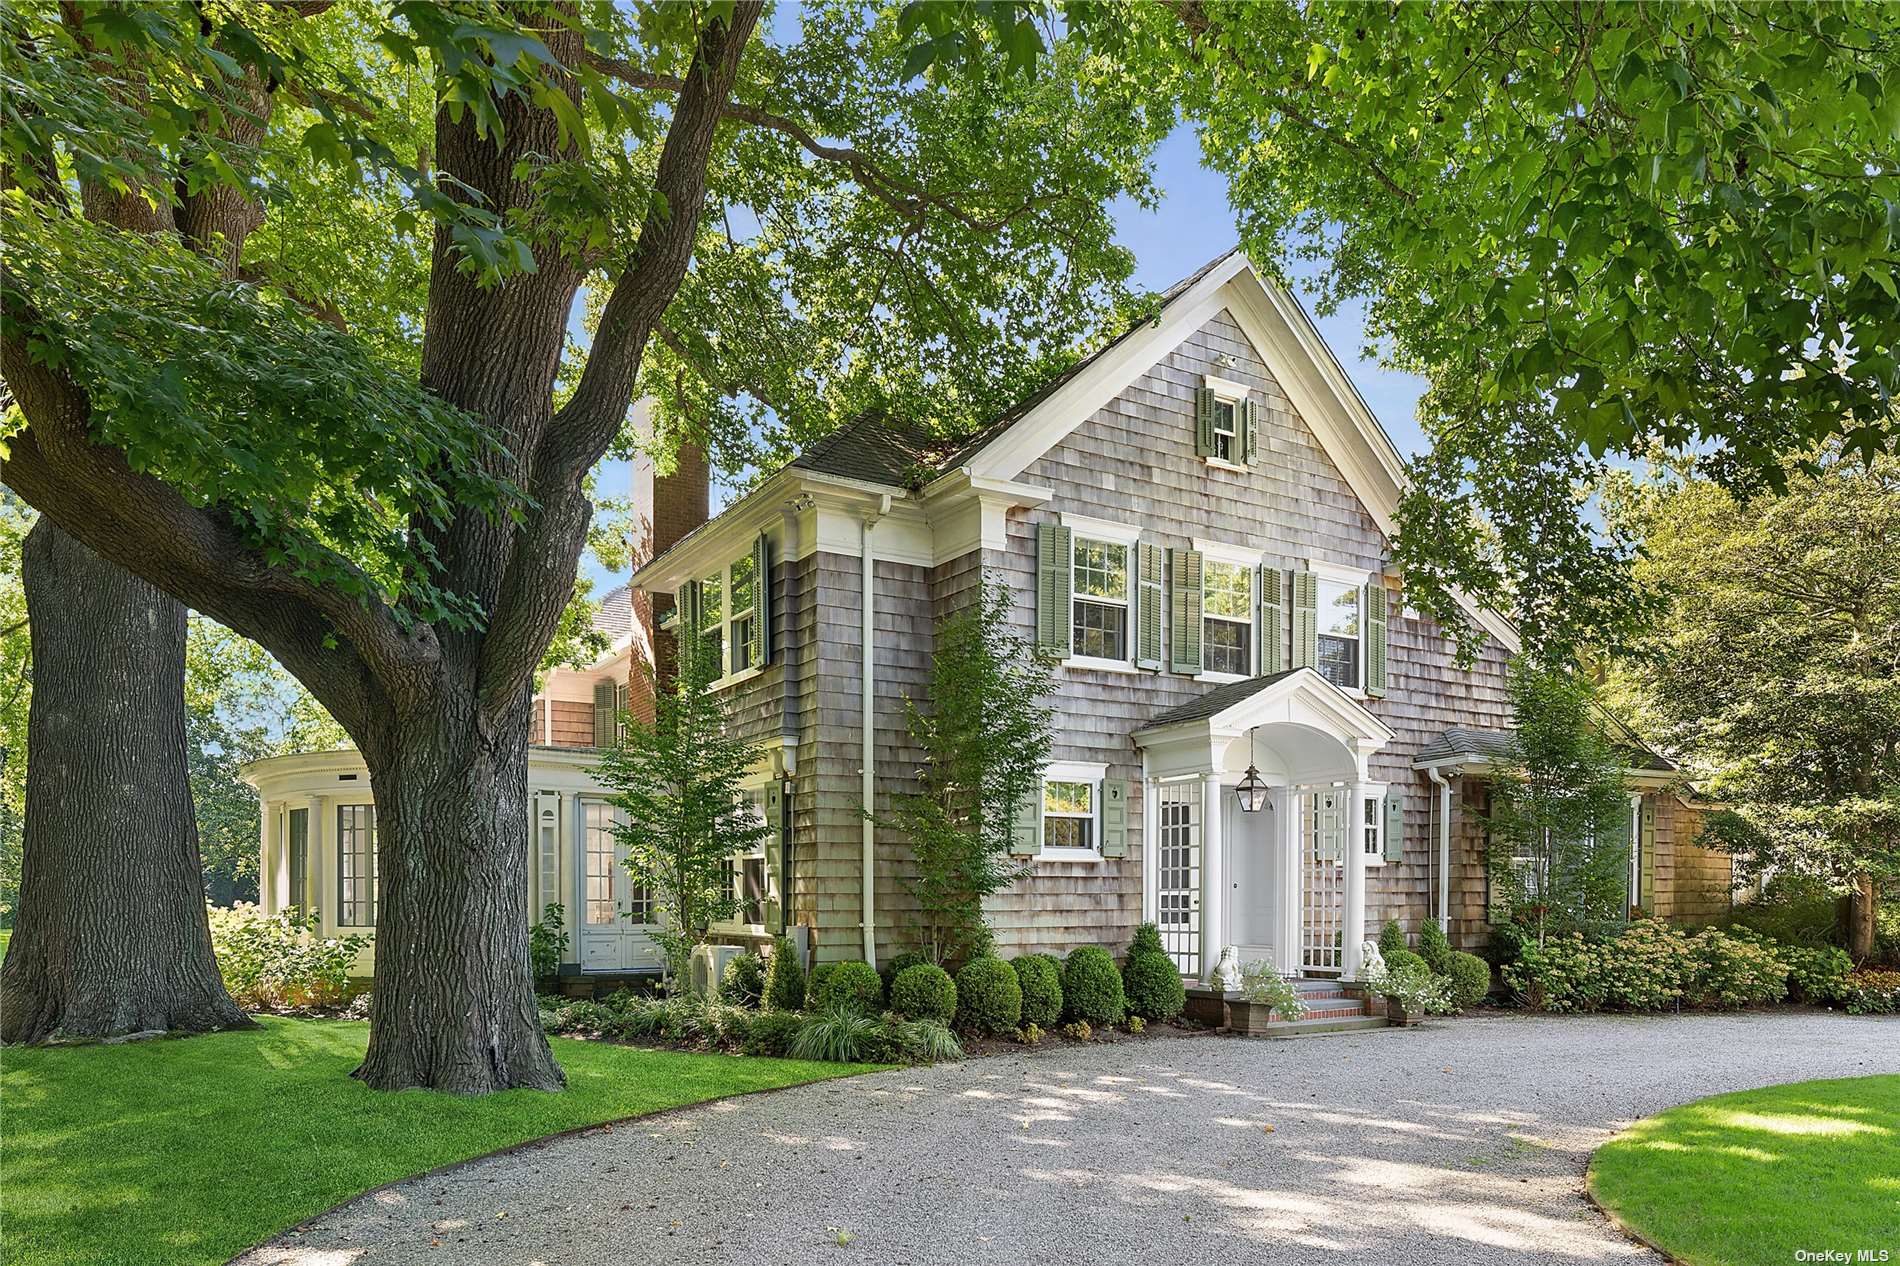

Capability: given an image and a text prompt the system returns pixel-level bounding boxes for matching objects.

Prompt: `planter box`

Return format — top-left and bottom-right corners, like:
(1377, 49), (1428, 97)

(1230, 997), (1294, 1036)
(1385, 996), (1425, 1026)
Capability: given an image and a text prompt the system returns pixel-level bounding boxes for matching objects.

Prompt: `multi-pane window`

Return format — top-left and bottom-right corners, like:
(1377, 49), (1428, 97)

(1363, 796), (1381, 858)
(287, 807), (309, 918)
(728, 553), (757, 674)
(1155, 783), (1200, 977)
(1317, 578), (1361, 689)
(584, 800), (618, 926)
(722, 792), (769, 926)
(1203, 560), (1252, 676)
(1042, 780), (1097, 852)
(1210, 398), (1237, 462)
(1070, 537), (1129, 660)
(337, 804), (376, 926)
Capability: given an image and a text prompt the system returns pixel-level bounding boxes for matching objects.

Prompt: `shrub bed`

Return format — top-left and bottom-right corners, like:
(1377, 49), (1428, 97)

(208, 903), (368, 1011)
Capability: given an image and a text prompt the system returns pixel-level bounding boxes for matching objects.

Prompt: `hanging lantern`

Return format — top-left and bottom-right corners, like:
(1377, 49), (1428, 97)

(1235, 727), (1270, 813)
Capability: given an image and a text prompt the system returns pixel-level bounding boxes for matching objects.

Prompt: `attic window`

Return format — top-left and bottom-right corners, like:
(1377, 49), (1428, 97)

(1209, 398), (1237, 462)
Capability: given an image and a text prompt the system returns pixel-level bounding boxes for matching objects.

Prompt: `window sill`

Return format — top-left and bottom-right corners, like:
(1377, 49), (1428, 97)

(1203, 457), (1249, 474)
(1065, 655), (1140, 674)
(1034, 848), (1104, 864)
(710, 665), (766, 693)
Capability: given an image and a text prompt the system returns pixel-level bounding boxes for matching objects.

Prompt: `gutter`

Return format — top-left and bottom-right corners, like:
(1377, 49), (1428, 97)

(860, 493), (892, 967)
(1425, 763), (1456, 932)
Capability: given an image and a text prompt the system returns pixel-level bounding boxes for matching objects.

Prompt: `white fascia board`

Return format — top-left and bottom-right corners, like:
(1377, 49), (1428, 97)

(964, 253), (1252, 483)
(924, 469), (1053, 563)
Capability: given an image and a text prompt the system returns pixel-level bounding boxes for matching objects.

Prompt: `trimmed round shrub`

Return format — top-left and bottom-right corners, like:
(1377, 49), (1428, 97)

(720, 950), (765, 1007)
(954, 955), (1023, 1034)
(1129, 921), (1166, 957)
(1444, 950), (1492, 1009)
(814, 960), (884, 1016)
(879, 949), (930, 992)
(1122, 950), (1186, 1022)
(1417, 919), (1452, 973)
(763, 936), (807, 1012)
(804, 961), (837, 1009)
(890, 963), (958, 1025)
(1012, 953), (1064, 1028)
(1381, 947), (1428, 976)
(1062, 945), (1126, 1025)
(1377, 919), (1407, 958)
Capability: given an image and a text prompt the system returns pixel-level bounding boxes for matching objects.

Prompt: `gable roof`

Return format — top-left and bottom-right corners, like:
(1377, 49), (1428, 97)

(591, 582), (632, 643)
(1143, 669), (1300, 729)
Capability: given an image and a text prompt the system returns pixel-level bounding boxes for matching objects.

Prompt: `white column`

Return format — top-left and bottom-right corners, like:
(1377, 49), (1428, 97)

(259, 802), (278, 915)
(1200, 772), (1225, 986)
(1279, 787), (1302, 973)
(307, 796), (327, 933)
(1343, 781), (1370, 980)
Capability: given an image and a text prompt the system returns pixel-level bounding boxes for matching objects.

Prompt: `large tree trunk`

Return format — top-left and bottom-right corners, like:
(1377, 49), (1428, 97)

(0, 522), (249, 1043)
(351, 688), (562, 1092)
(1847, 873), (1878, 962)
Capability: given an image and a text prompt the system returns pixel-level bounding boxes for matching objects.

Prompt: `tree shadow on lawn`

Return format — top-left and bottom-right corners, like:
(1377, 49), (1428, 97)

(0, 1015), (861, 1266)
(1589, 1075), (1900, 1265)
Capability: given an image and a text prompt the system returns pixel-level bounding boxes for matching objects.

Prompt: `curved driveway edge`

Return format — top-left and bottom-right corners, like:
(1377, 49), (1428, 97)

(236, 1011), (1896, 1266)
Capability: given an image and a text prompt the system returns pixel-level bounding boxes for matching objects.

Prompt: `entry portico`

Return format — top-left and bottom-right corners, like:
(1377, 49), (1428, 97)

(1134, 669), (1396, 985)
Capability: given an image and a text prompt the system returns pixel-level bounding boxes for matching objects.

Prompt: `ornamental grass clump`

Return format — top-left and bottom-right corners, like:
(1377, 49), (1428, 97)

(890, 963), (958, 1025)
(1121, 922), (1185, 1022)
(954, 955), (1023, 1033)
(790, 1006), (882, 1063)
(1061, 945), (1126, 1025)
(1011, 953), (1064, 1028)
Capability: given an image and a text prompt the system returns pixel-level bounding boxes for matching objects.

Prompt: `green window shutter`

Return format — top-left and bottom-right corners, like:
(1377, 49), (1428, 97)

(1168, 547), (1204, 673)
(1365, 580), (1389, 697)
(1291, 570), (1319, 670)
(1240, 398), (1258, 465)
(1101, 779), (1128, 858)
(1639, 796), (1657, 912)
(1194, 387), (1216, 457)
(750, 532), (771, 666)
(1383, 790), (1405, 863)
(592, 680), (615, 747)
(1009, 783), (1043, 856)
(1035, 521), (1073, 655)
(1136, 541), (1164, 669)
(763, 780), (785, 933)
(1258, 565), (1285, 674)
(675, 579), (701, 668)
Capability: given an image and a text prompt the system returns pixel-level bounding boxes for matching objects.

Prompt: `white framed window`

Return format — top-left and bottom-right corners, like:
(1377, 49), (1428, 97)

(1037, 760), (1108, 860)
(1317, 577), (1361, 691)
(1200, 374), (1252, 469)
(1362, 793), (1386, 866)
(728, 552), (758, 675)
(1209, 397), (1238, 463)
(1202, 559), (1253, 678)
(720, 788), (770, 930)
(337, 803), (376, 926)
(584, 800), (653, 925)
(1071, 537), (1130, 661)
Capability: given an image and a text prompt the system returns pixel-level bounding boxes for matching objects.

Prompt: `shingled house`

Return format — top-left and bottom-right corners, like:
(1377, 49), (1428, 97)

(246, 251), (1734, 987)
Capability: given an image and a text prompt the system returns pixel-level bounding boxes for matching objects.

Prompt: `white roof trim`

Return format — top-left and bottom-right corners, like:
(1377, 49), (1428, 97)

(1135, 668), (1395, 749)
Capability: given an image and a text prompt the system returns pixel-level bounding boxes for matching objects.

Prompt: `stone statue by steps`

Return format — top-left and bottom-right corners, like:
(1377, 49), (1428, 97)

(1211, 945), (1242, 993)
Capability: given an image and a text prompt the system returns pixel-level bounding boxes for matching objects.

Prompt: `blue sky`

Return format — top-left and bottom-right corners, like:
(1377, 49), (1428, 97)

(582, 124), (1427, 592)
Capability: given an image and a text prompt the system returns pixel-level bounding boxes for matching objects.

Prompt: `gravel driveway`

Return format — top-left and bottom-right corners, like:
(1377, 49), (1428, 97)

(236, 1011), (1896, 1266)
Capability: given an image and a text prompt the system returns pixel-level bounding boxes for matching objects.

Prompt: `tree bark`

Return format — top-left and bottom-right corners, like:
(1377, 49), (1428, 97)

(1848, 872), (1878, 962)
(0, 522), (250, 1043)
(350, 687), (562, 1092)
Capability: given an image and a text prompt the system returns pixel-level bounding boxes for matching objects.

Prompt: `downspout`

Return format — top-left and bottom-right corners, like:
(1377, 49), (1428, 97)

(1426, 763), (1454, 931)
(860, 494), (892, 968)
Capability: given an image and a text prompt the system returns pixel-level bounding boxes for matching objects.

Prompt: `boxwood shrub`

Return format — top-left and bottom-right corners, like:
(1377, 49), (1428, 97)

(1062, 945), (1125, 1025)
(954, 955), (1023, 1033)
(879, 949), (930, 992)
(1443, 950), (1491, 1009)
(1121, 923), (1184, 1022)
(814, 960), (884, 1016)
(763, 935), (807, 1012)
(1011, 953), (1064, 1028)
(720, 950), (765, 1007)
(890, 963), (958, 1025)
(1377, 919), (1407, 958)
(1381, 947), (1428, 976)
(1417, 919), (1452, 973)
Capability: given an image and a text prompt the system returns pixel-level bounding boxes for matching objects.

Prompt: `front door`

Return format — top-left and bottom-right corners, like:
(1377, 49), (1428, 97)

(577, 799), (652, 971)
(1224, 794), (1283, 965)
(1299, 790), (1347, 972)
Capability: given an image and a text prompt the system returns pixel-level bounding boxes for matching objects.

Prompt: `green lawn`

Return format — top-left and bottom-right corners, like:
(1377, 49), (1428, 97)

(1589, 1075), (1900, 1266)
(1, 1015), (867, 1266)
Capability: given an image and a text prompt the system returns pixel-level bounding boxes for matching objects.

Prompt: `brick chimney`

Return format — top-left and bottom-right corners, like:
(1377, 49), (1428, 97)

(625, 401), (711, 724)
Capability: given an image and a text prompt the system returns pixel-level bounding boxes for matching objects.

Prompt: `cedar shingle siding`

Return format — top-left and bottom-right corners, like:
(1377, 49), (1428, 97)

(695, 305), (1725, 964)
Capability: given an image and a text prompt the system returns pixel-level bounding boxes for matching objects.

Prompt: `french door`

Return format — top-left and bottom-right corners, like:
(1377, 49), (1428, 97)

(1299, 790), (1347, 972)
(1154, 781), (1201, 978)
